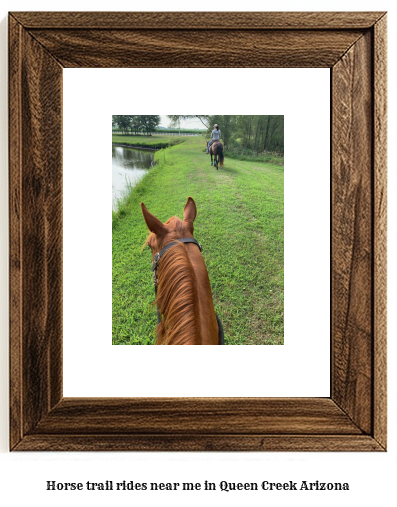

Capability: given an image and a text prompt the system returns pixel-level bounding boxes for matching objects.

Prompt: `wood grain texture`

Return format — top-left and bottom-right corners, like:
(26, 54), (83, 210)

(8, 11), (387, 452)
(27, 29), (364, 68)
(14, 435), (383, 452)
(9, 17), (64, 446)
(332, 32), (373, 434)
(31, 398), (362, 435)
(11, 11), (386, 29)
(373, 14), (387, 450)
(9, 15), (23, 451)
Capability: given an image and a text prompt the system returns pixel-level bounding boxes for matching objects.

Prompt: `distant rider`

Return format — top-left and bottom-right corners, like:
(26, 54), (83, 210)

(206, 124), (221, 153)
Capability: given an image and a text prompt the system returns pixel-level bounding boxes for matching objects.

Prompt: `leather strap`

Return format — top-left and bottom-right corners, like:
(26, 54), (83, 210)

(152, 237), (202, 272)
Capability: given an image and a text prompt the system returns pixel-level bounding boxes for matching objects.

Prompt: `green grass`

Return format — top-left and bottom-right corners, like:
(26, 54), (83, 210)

(226, 147), (284, 166)
(112, 136), (284, 345)
(112, 134), (185, 150)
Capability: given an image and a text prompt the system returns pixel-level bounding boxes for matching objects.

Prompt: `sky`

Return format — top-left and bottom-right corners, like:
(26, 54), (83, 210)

(159, 115), (206, 129)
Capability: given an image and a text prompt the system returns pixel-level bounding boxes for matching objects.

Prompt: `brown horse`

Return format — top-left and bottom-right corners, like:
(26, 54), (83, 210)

(141, 197), (220, 345)
(208, 140), (224, 170)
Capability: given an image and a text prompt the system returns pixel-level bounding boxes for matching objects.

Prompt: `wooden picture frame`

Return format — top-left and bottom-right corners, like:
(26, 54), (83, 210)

(9, 11), (387, 451)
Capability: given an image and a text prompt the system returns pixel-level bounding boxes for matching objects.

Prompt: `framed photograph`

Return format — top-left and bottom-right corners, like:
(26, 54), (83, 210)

(63, 68), (329, 399)
(9, 11), (387, 451)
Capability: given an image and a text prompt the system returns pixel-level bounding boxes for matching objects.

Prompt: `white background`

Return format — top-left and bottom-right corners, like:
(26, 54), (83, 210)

(0, 1), (395, 506)
(63, 68), (330, 397)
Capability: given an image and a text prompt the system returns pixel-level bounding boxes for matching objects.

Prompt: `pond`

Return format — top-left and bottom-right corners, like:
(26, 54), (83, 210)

(112, 145), (154, 211)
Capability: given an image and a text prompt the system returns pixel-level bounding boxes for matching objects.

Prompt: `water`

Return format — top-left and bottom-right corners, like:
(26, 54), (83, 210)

(112, 145), (154, 211)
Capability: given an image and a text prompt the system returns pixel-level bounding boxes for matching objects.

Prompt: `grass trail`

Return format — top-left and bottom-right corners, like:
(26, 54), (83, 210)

(113, 136), (284, 345)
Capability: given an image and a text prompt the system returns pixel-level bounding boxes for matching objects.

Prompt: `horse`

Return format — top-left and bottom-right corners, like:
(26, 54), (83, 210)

(208, 140), (224, 170)
(141, 197), (223, 345)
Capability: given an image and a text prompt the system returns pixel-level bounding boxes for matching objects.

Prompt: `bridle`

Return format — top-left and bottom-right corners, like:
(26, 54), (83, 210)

(150, 237), (224, 344)
(152, 237), (202, 287)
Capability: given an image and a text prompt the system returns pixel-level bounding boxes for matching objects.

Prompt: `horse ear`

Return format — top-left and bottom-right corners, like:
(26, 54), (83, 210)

(141, 202), (166, 235)
(183, 196), (197, 223)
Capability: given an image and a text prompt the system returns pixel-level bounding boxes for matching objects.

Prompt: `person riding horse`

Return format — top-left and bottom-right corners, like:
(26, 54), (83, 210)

(206, 124), (221, 153)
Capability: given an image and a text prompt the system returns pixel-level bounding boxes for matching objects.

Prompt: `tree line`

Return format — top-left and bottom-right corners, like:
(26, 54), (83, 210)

(113, 115), (284, 155)
(167, 115), (284, 154)
(112, 115), (161, 136)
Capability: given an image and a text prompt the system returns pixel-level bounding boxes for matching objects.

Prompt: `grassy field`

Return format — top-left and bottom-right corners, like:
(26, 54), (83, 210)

(112, 136), (284, 345)
(112, 134), (185, 150)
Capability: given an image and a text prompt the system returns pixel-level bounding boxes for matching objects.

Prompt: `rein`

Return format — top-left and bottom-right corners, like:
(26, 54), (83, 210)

(151, 237), (224, 345)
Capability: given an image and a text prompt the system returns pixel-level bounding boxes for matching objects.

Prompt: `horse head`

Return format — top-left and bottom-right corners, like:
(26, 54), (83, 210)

(141, 197), (197, 259)
(140, 197), (220, 345)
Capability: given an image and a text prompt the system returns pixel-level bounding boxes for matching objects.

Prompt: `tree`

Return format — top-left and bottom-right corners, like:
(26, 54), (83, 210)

(263, 115), (284, 153)
(167, 115), (182, 134)
(112, 115), (161, 135)
(139, 115), (161, 135)
(236, 115), (256, 147)
(112, 115), (131, 135)
(167, 115), (210, 129)
(207, 115), (238, 148)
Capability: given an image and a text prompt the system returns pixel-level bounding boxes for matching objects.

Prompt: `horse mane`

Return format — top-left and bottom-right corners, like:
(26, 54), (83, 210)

(155, 241), (200, 345)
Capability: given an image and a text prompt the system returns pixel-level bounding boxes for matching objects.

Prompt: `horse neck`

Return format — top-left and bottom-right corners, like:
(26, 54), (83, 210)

(183, 243), (219, 345)
(156, 242), (219, 345)
(156, 243), (201, 345)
